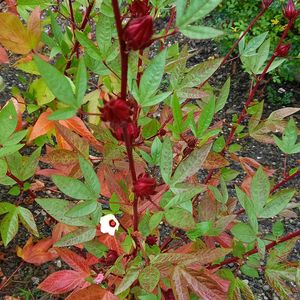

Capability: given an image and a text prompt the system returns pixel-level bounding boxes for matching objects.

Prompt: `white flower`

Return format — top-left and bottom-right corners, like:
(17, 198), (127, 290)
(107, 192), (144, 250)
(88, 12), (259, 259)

(100, 214), (120, 236)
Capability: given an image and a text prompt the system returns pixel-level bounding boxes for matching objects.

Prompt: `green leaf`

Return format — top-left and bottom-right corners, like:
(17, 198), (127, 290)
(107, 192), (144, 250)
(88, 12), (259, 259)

(176, 0), (222, 27)
(0, 207), (18, 246)
(75, 58), (87, 107)
(178, 58), (222, 89)
(272, 221), (284, 237)
(0, 101), (17, 144)
(216, 77), (230, 112)
(250, 167), (269, 215)
(52, 175), (96, 200)
(96, 13), (114, 58)
(139, 266), (160, 292)
(79, 156), (101, 197)
(115, 265), (141, 295)
(160, 137), (173, 184)
(17, 206), (39, 237)
(149, 212), (164, 232)
(197, 96), (215, 138)
(139, 50), (167, 102)
(65, 200), (98, 218)
(187, 221), (213, 240)
(84, 239), (108, 258)
(54, 227), (96, 247)
(165, 207), (195, 229)
(231, 223), (257, 243)
(259, 189), (295, 218)
(241, 32), (268, 57)
(75, 31), (102, 60)
(4, 130), (28, 146)
(34, 56), (77, 108)
(50, 13), (63, 45)
(36, 198), (94, 226)
(241, 264), (259, 278)
(141, 91), (172, 107)
(171, 143), (211, 185)
(0, 202), (14, 215)
(235, 186), (258, 233)
(180, 25), (223, 39)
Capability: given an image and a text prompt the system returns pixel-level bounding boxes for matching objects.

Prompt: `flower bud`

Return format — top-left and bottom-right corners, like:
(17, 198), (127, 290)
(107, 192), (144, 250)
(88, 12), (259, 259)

(162, 289), (175, 300)
(133, 173), (156, 197)
(100, 250), (118, 265)
(275, 44), (291, 57)
(283, 0), (298, 20)
(123, 15), (154, 51)
(100, 99), (132, 124)
(129, 0), (150, 17)
(145, 235), (157, 246)
(262, 0), (273, 8)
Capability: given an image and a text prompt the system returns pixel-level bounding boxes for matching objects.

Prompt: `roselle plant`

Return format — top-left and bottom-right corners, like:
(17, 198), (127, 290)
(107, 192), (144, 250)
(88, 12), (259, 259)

(0, 0), (299, 299)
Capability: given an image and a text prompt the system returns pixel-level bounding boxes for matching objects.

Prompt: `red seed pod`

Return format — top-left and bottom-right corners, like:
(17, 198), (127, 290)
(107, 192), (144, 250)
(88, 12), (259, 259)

(262, 0), (273, 8)
(100, 99), (132, 124)
(105, 250), (118, 265)
(133, 173), (157, 197)
(275, 44), (291, 57)
(129, 0), (150, 17)
(283, 0), (298, 20)
(145, 235), (158, 246)
(123, 15), (154, 51)
(159, 128), (167, 136)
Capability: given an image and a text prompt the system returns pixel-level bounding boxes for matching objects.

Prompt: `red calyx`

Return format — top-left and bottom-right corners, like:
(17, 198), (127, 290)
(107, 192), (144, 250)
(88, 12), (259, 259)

(123, 15), (154, 51)
(145, 235), (157, 246)
(113, 121), (140, 142)
(100, 98), (132, 125)
(129, 0), (150, 17)
(99, 250), (118, 266)
(283, 0), (298, 20)
(275, 44), (291, 57)
(133, 173), (156, 198)
(162, 289), (175, 300)
(262, 0), (273, 8)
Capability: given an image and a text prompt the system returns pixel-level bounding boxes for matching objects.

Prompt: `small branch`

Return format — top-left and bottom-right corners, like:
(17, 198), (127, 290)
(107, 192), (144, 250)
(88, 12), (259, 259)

(0, 262), (24, 290)
(6, 171), (35, 200)
(270, 169), (300, 193)
(112, 0), (128, 99)
(207, 229), (300, 270)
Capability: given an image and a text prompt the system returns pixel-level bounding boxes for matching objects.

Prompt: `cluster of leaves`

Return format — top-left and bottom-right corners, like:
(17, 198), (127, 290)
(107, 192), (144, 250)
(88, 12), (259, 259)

(211, 0), (300, 82)
(0, 0), (299, 299)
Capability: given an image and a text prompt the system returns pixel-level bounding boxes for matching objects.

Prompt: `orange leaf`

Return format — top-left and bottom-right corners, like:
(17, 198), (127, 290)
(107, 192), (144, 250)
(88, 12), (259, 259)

(66, 285), (118, 300)
(52, 222), (78, 244)
(28, 109), (55, 142)
(0, 46), (9, 64)
(98, 234), (123, 255)
(203, 152), (229, 170)
(27, 7), (42, 50)
(16, 236), (58, 265)
(0, 13), (31, 54)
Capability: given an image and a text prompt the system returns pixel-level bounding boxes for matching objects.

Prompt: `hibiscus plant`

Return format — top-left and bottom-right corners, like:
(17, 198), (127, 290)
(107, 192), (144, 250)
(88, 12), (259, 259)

(0, 0), (299, 299)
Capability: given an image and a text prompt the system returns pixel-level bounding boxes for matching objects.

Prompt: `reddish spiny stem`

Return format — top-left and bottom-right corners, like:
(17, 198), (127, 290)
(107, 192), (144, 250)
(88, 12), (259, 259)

(112, 0), (128, 99)
(68, 0), (76, 35)
(207, 229), (300, 270)
(270, 169), (300, 193)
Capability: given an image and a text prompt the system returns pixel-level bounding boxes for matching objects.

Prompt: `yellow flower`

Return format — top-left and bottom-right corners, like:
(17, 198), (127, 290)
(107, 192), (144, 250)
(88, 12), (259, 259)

(231, 26), (238, 32)
(271, 18), (279, 25)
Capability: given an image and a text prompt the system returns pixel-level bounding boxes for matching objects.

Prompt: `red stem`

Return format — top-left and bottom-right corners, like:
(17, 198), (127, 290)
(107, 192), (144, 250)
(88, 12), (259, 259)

(64, 0), (95, 72)
(207, 229), (300, 270)
(112, 0), (128, 99)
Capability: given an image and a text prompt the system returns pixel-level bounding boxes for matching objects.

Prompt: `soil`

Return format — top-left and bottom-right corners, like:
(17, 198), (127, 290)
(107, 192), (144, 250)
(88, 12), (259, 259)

(0, 14), (300, 300)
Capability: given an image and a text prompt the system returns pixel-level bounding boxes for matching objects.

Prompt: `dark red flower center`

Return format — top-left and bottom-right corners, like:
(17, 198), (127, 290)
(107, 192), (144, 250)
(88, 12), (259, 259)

(109, 219), (117, 227)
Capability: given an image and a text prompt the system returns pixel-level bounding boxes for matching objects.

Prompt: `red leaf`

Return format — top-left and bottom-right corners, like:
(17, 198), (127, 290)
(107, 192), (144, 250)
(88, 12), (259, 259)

(66, 285), (118, 300)
(98, 234), (123, 255)
(0, 46), (9, 64)
(55, 248), (90, 274)
(16, 237), (58, 265)
(38, 270), (88, 294)
(4, 0), (18, 15)
(52, 222), (78, 244)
